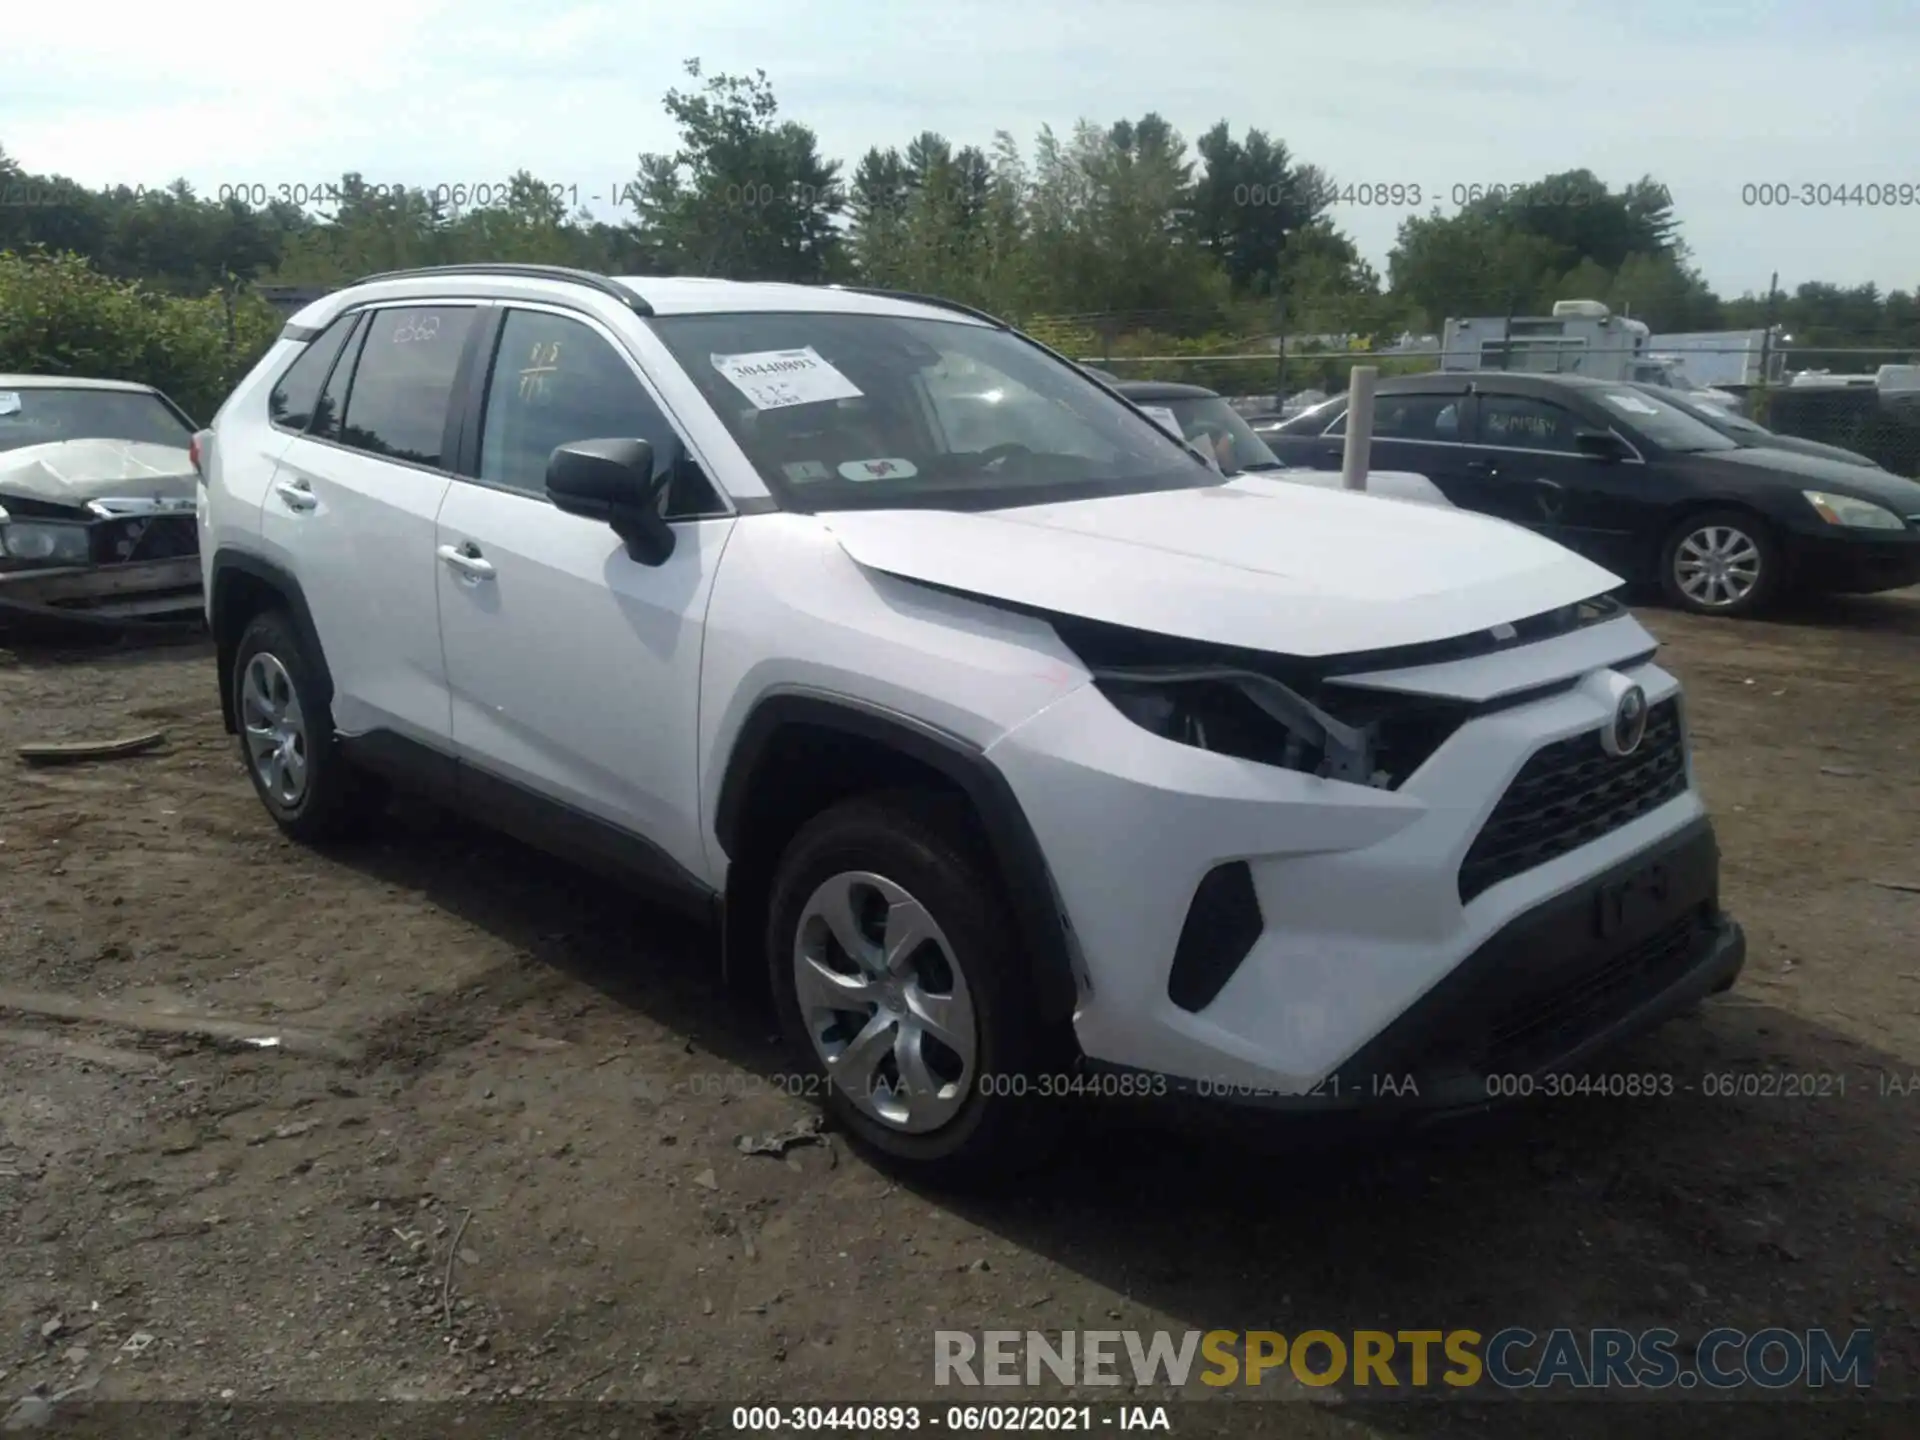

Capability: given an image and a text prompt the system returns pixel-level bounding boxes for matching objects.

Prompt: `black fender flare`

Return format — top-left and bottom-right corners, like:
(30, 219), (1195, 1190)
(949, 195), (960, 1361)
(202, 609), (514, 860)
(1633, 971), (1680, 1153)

(714, 691), (1082, 1023)
(208, 550), (334, 732)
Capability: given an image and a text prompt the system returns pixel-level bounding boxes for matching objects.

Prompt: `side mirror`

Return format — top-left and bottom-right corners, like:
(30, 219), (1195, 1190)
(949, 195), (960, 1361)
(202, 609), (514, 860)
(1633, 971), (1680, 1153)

(1574, 428), (1628, 460)
(546, 438), (676, 565)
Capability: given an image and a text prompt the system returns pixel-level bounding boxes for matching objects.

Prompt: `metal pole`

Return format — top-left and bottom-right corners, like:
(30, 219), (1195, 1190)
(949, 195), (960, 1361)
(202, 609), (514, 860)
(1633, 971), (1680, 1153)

(1341, 365), (1377, 491)
(1756, 270), (1779, 399)
(1275, 303), (1287, 402)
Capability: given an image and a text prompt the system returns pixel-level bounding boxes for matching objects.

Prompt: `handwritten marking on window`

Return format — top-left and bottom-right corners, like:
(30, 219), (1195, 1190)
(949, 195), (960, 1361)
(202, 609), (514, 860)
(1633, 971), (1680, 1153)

(518, 340), (563, 401)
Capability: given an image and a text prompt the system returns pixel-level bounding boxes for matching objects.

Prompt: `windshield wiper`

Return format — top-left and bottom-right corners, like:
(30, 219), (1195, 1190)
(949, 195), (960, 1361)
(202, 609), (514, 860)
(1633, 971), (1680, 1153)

(1239, 460), (1286, 472)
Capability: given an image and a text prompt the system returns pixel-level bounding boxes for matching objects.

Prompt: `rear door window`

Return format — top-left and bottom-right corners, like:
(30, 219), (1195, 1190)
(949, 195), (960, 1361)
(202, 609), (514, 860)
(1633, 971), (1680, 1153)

(1474, 394), (1584, 453)
(335, 307), (476, 467)
(1372, 394), (1462, 441)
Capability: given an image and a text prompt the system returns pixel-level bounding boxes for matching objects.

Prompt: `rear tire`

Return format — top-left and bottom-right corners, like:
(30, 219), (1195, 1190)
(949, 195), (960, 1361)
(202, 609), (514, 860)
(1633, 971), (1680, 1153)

(1658, 509), (1782, 617)
(231, 610), (386, 843)
(766, 790), (1070, 1186)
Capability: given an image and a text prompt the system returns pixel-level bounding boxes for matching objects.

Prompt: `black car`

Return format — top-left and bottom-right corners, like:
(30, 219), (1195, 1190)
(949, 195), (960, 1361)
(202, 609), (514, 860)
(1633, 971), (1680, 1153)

(1108, 380), (1286, 477)
(1263, 371), (1920, 616)
(1631, 383), (1882, 468)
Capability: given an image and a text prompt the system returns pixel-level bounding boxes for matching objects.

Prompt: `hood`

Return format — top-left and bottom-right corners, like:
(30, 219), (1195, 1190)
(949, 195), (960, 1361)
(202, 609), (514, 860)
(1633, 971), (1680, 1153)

(1256, 467), (1452, 508)
(0, 439), (197, 507)
(1749, 433), (1880, 468)
(821, 479), (1621, 658)
(1695, 445), (1920, 511)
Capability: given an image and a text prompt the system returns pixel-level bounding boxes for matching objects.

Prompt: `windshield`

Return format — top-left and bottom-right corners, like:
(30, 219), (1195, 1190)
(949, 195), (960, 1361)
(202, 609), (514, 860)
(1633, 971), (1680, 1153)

(0, 386), (192, 454)
(1277, 397), (1344, 434)
(647, 312), (1210, 512)
(1594, 388), (1741, 452)
(1654, 388), (1765, 436)
(1151, 396), (1282, 475)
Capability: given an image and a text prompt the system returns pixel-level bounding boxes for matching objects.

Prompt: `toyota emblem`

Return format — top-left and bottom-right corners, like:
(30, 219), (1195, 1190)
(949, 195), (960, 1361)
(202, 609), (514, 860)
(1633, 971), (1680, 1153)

(1605, 684), (1649, 757)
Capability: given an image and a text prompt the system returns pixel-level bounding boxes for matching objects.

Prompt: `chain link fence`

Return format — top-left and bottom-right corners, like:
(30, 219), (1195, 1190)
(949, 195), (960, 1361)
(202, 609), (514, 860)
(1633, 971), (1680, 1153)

(1046, 317), (1920, 479)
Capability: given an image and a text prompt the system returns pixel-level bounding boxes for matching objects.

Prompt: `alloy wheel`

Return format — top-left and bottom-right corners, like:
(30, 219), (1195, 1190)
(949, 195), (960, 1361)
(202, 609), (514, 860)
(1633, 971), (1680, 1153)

(1673, 524), (1762, 608)
(240, 652), (309, 806)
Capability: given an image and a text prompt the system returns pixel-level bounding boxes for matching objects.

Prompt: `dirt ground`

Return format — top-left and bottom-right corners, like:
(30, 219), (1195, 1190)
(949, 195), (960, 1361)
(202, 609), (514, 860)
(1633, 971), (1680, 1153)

(1, 590), (1918, 1439)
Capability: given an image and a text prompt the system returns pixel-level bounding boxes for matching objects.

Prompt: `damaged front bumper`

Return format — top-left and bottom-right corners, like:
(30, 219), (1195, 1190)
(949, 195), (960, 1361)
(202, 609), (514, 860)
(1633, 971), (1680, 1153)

(0, 496), (203, 628)
(1097, 819), (1746, 1116)
(985, 605), (1738, 1099)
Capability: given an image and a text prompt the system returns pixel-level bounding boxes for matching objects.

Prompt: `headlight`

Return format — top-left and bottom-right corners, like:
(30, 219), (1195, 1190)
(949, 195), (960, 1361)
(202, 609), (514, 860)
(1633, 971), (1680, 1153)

(1803, 490), (1905, 530)
(1095, 665), (1394, 787)
(0, 519), (93, 564)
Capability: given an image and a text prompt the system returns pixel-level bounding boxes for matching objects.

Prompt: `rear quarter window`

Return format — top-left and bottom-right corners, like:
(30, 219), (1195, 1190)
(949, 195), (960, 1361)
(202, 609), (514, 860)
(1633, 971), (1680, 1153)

(268, 314), (359, 431)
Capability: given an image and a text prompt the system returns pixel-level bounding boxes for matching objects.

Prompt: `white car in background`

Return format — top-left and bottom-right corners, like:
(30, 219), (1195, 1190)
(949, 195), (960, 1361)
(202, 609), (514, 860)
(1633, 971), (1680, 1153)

(0, 375), (203, 627)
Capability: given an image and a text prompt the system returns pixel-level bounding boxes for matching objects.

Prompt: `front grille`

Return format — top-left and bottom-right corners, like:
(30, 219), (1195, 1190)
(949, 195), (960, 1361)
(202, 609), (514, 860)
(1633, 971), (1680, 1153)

(90, 514), (200, 564)
(1459, 699), (1687, 904)
(1484, 906), (1707, 1072)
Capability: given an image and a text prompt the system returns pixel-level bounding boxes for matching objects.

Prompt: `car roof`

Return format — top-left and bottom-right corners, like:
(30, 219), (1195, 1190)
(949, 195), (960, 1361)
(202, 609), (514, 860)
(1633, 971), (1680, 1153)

(290, 267), (1001, 330)
(0, 374), (161, 394)
(614, 276), (996, 323)
(1111, 380), (1220, 401)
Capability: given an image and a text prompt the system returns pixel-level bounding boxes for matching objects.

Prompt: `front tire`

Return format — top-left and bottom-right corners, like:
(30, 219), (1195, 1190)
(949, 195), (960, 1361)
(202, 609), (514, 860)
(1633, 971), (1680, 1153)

(231, 610), (385, 843)
(766, 791), (1068, 1184)
(1659, 509), (1781, 617)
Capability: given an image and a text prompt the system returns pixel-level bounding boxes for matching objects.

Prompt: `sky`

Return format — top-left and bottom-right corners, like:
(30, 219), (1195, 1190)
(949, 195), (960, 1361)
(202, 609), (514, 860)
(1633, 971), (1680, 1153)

(4, 0), (1916, 302)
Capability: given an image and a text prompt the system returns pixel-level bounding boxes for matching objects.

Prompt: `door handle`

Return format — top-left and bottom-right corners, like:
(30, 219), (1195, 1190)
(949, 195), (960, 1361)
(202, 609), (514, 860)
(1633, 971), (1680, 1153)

(1464, 459), (1497, 475)
(437, 542), (495, 581)
(273, 478), (317, 512)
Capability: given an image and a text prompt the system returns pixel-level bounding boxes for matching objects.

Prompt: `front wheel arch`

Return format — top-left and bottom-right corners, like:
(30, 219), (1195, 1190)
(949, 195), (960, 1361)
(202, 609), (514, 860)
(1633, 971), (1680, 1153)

(210, 551), (333, 734)
(712, 692), (1082, 1025)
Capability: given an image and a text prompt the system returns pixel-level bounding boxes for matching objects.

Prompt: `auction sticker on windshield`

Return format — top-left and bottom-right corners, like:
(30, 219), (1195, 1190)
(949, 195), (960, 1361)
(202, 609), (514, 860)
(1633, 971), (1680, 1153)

(712, 347), (864, 410)
(1139, 405), (1182, 435)
(0, 392), (20, 417)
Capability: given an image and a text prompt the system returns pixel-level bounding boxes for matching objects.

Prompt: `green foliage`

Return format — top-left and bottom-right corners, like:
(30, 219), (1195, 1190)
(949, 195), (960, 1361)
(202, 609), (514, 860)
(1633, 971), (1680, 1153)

(627, 60), (846, 282)
(0, 249), (278, 422)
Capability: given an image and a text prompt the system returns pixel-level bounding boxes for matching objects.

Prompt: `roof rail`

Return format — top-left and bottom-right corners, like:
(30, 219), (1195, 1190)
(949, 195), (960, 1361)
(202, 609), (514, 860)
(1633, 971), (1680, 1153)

(348, 263), (654, 317)
(825, 284), (1008, 329)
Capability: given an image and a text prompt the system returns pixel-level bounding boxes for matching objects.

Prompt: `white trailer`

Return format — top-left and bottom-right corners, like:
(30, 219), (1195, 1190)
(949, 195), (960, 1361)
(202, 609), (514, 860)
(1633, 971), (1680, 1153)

(1440, 301), (1744, 405)
(1440, 300), (1662, 377)
(1646, 329), (1783, 388)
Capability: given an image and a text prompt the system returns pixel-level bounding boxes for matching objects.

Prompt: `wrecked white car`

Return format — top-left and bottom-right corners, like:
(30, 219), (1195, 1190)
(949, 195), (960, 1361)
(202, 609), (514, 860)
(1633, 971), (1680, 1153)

(0, 376), (203, 628)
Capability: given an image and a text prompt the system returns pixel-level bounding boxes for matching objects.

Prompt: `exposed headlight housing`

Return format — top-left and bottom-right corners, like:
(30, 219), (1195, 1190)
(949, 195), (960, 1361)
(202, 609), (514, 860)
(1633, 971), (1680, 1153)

(1803, 490), (1904, 530)
(0, 512), (93, 566)
(1094, 666), (1468, 790)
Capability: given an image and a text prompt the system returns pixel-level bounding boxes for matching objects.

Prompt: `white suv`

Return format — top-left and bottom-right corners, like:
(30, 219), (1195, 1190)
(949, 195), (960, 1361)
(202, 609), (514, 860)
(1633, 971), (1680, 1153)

(198, 265), (1746, 1179)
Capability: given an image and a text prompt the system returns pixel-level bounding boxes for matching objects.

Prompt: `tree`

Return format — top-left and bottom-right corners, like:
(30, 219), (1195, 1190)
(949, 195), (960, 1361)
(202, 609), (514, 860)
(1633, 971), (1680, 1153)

(1387, 210), (1565, 325)
(848, 145), (913, 281)
(1187, 123), (1331, 298)
(1462, 169), (1680, 273)
(627, 59), (845, 282)
(1021, 116), (1225, 322)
